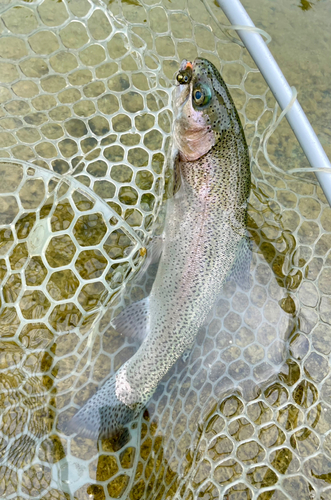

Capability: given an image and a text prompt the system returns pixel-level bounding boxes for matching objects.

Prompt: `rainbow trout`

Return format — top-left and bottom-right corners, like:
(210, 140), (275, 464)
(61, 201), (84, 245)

(69, 58), (251, 439)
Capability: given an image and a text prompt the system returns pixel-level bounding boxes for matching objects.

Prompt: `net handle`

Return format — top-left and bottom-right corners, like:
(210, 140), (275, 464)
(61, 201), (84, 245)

(217, 0), (331, 207)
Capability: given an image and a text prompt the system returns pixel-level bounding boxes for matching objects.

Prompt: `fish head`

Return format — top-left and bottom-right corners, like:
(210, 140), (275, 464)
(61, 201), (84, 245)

(173, 57), (235, 161)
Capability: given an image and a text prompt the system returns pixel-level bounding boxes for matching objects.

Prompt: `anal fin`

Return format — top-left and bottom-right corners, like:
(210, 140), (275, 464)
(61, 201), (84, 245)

(227, 235), (252, 291)
(112, 296), (150, 342)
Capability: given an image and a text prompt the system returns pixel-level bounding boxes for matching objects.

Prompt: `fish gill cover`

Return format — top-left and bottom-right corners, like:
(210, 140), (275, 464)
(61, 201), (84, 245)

(0, 0), (330, 499)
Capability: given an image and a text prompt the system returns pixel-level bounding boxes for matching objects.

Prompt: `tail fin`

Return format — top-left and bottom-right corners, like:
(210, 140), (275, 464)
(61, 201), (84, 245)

(66, 374), (142, 440)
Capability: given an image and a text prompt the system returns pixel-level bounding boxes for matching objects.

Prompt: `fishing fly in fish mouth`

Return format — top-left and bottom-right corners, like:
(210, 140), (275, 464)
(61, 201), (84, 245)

(68, 57), (251, 440)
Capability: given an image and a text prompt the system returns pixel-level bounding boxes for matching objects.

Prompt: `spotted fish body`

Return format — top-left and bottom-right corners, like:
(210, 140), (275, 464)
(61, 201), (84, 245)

(69, 58), (250, 439)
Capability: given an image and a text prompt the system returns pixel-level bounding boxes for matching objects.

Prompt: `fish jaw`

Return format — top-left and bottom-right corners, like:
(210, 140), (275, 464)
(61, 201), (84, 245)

(173, 61), (215, 161)
(173, 100), (215, 162)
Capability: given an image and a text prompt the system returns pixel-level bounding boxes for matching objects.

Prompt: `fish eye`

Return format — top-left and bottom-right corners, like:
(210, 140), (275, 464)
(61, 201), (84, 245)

(193, 84), (212, 107)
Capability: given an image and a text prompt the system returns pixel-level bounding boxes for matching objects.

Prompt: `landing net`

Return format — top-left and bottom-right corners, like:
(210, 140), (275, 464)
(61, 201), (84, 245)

(0, 1), (330, 499)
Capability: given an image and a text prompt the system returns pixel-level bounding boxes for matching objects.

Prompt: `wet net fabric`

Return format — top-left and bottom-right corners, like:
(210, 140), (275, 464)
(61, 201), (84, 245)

(0, 0), (330, 499)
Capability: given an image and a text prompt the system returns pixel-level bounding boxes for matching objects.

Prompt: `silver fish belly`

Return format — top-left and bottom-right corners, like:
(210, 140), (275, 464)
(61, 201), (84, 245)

(68, 57), (250, 439)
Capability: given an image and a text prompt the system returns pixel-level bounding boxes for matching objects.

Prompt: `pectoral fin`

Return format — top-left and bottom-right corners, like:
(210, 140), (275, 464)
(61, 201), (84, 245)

(112, 296), (150, 342)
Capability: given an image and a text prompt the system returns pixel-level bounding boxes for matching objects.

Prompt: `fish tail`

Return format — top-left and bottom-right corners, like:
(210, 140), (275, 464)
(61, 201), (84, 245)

(66, 375), (140, 440)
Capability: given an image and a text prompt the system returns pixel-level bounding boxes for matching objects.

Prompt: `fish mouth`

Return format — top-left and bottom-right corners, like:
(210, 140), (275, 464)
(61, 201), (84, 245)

(180, 59), (193, 72)
(173, 82), (190, 113)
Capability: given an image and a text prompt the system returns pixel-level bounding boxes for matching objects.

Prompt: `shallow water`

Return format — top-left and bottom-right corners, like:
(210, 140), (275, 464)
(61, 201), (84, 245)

(0, 1), (331, 499)
(242, 0), (331, 169)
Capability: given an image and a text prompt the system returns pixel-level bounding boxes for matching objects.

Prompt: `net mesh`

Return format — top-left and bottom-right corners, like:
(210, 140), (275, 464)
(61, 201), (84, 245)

(0, 1), (330, 499)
